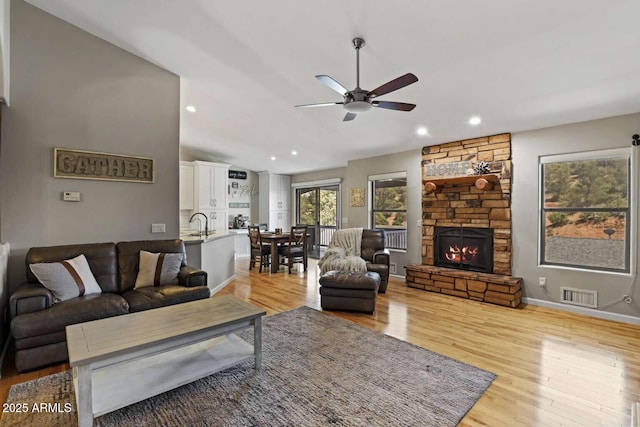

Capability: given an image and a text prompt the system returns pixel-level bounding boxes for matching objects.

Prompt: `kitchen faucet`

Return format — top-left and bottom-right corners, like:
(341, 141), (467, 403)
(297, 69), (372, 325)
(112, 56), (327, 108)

(189, 212), (209, 236)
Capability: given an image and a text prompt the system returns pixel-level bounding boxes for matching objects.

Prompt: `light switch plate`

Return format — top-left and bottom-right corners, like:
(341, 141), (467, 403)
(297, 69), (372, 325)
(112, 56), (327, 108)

(151, 223), (166, 233)
(62, 191), (81, 202)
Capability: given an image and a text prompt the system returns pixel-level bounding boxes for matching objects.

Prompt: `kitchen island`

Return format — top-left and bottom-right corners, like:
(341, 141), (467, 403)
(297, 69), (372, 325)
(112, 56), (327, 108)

(227, 228), (250, 260)
(181, 233), (235, 295)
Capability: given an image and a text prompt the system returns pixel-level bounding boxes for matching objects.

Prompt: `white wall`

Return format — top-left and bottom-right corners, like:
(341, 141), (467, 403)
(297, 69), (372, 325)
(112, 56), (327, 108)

(512, 112), (640, 319)
(0, 0), (180, 292)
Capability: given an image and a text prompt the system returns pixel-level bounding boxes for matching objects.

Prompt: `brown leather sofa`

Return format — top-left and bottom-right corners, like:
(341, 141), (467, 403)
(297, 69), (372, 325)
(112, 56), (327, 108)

(361, 229), (391, 293)
(9, 239), (209, 372)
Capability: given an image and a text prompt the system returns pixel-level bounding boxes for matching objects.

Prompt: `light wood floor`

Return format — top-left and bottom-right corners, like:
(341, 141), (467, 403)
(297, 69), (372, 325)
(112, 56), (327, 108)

(2, 259), (639, 426)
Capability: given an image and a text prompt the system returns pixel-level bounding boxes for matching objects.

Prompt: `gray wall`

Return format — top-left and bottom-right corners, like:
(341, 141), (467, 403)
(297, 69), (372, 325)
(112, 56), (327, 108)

(346, 150), (423, 272)
(512, 112), (640, 319)
(0, 0), (9, 104)
(0, 0), (180, 297)
(291, 150), (423, 274)
(291, 167), (347, 187)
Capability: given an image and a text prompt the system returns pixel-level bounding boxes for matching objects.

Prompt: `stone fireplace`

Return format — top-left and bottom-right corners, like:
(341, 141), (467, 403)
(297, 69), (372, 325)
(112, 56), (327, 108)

(405, 133), (523, 308)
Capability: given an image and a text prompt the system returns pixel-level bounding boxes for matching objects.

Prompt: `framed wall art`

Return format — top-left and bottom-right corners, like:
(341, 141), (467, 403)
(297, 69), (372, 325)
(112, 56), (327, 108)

(350, 187), (365, 207)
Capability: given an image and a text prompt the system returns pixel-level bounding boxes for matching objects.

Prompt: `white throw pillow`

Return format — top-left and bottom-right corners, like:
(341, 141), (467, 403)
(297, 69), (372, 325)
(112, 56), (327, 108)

(29, 254), (102, 303)
(134, 250), (183, 289)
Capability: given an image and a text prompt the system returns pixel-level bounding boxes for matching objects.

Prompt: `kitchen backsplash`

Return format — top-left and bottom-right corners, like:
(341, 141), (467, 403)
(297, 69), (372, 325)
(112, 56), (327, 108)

(228, 177), (258, 226)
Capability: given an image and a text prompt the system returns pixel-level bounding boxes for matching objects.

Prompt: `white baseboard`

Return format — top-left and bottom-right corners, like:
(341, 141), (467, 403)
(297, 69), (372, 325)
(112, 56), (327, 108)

(522, 297), (640, 325)
(209, 275), (235, 296)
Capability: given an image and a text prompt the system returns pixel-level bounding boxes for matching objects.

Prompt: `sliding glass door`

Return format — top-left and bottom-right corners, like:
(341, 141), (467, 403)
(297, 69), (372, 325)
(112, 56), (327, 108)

(296, 185), (340, 258)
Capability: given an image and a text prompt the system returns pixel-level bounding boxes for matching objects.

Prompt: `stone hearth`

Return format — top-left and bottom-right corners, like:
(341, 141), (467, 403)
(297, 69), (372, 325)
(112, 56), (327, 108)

(405, 265), (522, 308)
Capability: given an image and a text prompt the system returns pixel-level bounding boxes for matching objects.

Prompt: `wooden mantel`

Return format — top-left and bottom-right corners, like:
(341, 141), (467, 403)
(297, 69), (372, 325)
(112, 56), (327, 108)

(424, 174), (498, 193)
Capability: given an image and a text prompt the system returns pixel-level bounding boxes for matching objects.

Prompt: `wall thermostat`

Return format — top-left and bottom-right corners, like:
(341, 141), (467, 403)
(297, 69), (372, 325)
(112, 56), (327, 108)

(62, 191), (81, 202)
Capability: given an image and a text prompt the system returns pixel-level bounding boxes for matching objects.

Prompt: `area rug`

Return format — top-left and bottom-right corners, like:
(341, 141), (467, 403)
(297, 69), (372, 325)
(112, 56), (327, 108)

(1, 306), (495, 426)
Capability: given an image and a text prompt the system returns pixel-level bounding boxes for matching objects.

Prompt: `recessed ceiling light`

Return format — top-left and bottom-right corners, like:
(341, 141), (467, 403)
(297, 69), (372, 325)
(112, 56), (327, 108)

(469, 116), (482, 125)
(270, 156), (276, 161)
(291, 150), (297, 155)
(416, 127), (428, 136)
(186, 105), (196, 113)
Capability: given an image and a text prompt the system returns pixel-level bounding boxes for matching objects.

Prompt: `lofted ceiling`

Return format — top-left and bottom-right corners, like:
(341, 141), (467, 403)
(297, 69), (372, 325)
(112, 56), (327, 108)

(26, 0), (640, 174)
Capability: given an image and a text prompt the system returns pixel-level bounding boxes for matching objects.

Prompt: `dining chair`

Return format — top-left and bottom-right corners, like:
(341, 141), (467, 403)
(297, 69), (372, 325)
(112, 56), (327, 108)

(248, 225), (271, 272)
(278, 225), (308, 273)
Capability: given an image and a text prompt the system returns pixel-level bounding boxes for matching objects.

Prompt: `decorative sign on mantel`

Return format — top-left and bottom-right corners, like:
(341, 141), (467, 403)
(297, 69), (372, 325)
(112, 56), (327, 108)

(54, 148), (154, 183)
(422, 160), (507, 179)
(423, 161), (473, 178)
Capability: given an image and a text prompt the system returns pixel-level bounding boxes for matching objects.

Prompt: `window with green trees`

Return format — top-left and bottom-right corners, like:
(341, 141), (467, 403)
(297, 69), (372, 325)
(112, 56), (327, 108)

(540, 149), (631, 273)
(297, 187), (337, 227)
(371, 175), (407, 250)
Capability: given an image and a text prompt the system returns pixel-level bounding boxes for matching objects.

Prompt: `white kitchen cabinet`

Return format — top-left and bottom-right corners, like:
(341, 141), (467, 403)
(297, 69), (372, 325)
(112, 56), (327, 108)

(270, 175), (290, 211)
(191, 161), (230, 234)
(204, 209), (229, 234)
(179, 162), (194, 210)
(269, 210), (289, 231)
(194, 161), (230, 211)
(259, 172), (291, 231)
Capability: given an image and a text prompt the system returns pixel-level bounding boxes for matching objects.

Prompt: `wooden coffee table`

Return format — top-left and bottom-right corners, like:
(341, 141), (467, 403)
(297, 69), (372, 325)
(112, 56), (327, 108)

(66, 295), (266, 427)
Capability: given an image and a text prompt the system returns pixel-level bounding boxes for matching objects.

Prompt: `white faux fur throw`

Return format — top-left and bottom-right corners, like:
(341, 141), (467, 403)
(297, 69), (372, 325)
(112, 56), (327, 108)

(318, 228), (367, 274)
(329, 227), (363, 257)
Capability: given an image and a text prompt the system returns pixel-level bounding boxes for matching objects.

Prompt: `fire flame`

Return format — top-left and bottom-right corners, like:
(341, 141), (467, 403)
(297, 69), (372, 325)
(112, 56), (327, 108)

(444, 245), (479, 263)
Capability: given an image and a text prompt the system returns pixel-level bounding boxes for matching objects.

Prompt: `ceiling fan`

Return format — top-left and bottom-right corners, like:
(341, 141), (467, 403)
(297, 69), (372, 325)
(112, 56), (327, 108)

(295, 37), (418, 122)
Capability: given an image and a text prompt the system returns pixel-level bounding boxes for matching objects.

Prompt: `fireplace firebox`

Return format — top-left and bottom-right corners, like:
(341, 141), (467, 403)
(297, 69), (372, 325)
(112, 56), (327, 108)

(434, 227), (493, 273)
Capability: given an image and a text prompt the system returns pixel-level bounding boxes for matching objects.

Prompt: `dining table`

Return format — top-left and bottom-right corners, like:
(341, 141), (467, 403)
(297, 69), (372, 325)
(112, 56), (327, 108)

(259, 232), (308, 273)
(259, 232), (291, 273)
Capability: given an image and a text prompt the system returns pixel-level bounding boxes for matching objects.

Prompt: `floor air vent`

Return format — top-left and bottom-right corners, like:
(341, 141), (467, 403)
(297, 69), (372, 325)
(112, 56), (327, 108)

(561, 287), (598, 308)
(389, 263), (397, 275)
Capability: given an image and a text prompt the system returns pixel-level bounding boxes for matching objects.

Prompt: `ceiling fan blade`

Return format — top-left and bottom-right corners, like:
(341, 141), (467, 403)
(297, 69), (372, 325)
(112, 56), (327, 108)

(295, 102), (343, 108)
(372, 101), (416, 111)
(368, 73), (418, 97)
(343, 112), (357, 122)
(316, 75), (349, 95)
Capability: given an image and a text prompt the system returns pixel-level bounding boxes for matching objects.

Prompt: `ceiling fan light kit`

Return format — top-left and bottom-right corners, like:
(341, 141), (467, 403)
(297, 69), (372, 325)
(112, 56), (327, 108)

(295, 37), (418, 121)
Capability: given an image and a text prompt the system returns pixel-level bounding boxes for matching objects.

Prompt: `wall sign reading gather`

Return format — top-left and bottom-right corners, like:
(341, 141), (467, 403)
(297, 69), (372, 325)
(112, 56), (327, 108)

(54, 148), (154, 183)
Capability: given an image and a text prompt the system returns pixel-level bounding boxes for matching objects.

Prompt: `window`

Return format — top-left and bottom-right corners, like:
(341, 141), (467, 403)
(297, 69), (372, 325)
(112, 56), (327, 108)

(370, 173), (407, 250)
(540, 148), (632, 273)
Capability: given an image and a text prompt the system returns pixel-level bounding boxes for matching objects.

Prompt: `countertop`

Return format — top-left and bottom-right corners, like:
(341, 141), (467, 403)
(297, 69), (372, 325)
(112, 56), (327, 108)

(227, 228), (249, 234)
(180, 232), (235, 245)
